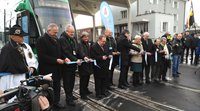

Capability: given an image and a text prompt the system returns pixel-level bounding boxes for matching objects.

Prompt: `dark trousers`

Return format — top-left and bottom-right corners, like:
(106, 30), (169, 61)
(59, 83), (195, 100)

(52, 72), (61, 104)
(194, 54), (199, 65)
(94, 74), (107, 96)
(63, 69), (76, 101)
(109, 61), (118, 85)
(142, 63), (151, 82)
(118, 65), (129, 86)
(151, 63), (161, 81)
(132, 72), (140, 85)
(79, 74), (90, 96)
(191, 48), (196, 63)
(184, 47), (190, 62)
(160, 59), (169, 79)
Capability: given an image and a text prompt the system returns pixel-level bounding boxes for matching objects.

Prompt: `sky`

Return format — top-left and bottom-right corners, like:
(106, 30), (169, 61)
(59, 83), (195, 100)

(0, 0), (200, 31)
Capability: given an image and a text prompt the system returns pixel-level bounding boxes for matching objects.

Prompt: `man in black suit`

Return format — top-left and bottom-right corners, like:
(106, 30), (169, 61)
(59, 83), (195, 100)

(91, 35), (111, 99)
(78, 32), (93, 100)
(105, 29), (120, 88)
(141, 32), (154, 84)
(59, 24), (82, 106)
(117, 30), (140, 89)
(36, 23), (65, 109)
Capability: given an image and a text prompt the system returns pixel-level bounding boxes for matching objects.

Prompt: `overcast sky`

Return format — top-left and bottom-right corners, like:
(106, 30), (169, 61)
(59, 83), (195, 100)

(0, 0), (200, 31)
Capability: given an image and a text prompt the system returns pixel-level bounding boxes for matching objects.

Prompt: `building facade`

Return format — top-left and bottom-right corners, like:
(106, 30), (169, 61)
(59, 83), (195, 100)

(75, 0), (187, 39)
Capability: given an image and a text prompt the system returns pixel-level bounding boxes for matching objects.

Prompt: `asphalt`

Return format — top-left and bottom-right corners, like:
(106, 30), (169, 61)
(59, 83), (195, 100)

(55, 63), (200, 111)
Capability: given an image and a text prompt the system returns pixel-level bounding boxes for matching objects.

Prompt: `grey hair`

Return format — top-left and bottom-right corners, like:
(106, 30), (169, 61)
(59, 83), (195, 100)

(104, 28), (112, 34)
(47, 23), (58, 31)
(81, 31), (89, 38)
(134, 35), (141, 39)
(65, 24), (74, 32)
(143, 32), (149, 36)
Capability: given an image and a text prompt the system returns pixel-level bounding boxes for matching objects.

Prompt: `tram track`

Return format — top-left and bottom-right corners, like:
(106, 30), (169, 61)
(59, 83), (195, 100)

(75, 74), (184, 111)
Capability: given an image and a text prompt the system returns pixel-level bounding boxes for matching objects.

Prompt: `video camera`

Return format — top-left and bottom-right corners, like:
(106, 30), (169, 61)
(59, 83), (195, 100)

(0, 74), (54, 111)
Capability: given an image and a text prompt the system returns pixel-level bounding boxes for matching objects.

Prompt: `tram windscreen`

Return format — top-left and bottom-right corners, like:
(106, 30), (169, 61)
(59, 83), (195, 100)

(33, 0), (73, 36)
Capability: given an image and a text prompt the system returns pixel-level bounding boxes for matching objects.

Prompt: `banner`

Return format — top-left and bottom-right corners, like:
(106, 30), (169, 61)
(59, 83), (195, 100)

(100, 1), (115, 37)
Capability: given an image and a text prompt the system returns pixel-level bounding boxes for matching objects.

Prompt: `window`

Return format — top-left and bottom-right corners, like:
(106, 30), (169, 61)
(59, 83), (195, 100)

(172, 1), (179, 9)
(121, 10), (127, 19)
(174, 14), (178, 21)
(149, 0), (158, 4)
(161, 22), (168, 32)
(173, 26), (177, 33)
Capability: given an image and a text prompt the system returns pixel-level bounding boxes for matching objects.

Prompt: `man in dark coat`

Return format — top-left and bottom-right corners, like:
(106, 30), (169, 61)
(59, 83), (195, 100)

(141, 32), (154, 84)
(36, 23), (65, 109)
(59, 24), (82, 106)
(117, 30), (140, 89)
(104, 29), (120, 88)
(0, 25), (29, 91)
(91, 35), (111, 99)
(78, 32), (93, 100)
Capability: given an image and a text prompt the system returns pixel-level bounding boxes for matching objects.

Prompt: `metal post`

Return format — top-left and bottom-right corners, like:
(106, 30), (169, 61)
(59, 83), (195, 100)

(92, 15), (96, 42)
(3, 9), (6, 44)
(127, 7), (132, 38)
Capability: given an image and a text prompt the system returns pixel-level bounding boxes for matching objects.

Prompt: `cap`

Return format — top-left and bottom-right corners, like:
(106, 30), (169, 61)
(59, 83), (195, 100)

(9, 25), (28, 37)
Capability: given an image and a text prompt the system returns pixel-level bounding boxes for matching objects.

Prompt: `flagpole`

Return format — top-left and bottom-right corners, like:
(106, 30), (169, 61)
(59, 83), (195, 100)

(191, 0), (197, 33)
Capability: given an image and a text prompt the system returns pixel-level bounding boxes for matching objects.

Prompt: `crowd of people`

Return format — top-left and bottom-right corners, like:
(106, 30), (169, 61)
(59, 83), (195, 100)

(0, 23), (200, 110)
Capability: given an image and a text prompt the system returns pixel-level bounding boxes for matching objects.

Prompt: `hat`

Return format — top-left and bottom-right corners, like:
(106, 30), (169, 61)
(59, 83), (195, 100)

(9, 25), (28, 37)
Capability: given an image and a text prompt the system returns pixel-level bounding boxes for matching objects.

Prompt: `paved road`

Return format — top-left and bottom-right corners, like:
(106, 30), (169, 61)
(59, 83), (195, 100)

(56, 63), (200, 111)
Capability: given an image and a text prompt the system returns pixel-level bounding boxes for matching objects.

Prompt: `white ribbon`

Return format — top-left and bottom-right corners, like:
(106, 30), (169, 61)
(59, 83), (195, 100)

(155, 50), (158, 62)
(109, 56), (113, 70)
(145, 52), (148, 65)
(65, 60), (100, 68)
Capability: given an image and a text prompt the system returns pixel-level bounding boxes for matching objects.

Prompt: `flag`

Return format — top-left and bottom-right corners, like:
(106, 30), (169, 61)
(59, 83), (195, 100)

(187, 1), (195, 29)
(15, 0), (34, 14)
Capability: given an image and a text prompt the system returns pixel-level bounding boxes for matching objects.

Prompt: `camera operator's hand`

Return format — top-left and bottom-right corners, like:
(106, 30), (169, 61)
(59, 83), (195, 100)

(38, 96), (49, 111)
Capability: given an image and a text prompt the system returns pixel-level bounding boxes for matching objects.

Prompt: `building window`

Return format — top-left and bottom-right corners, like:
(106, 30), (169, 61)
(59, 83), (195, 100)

(174, 14), (178, 21)
(149, 0), (158, 4)
(161, 22), (168, 32)
(173, 26), (177, 33)
(121, 10), (127, 19)
(172, 1), (179, 9)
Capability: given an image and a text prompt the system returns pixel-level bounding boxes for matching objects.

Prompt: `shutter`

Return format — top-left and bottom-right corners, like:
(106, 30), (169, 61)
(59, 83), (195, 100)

(172, 1), (174, 8)
(168, 22), (170, 32)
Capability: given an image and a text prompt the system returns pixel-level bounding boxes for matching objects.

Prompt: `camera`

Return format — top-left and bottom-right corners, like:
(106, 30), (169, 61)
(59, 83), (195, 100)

(0, 75), (54, 111)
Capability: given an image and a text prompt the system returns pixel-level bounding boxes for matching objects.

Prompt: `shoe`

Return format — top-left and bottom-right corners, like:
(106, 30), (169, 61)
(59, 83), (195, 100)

(96, 95), (103, 100)
(124, 83), (130, 87)
(118, 85), (127, 89)
(111, 83), (116, 86)
(132, 84), (138, 87)
(66, 100), (76, 106)
(162, 78), (168, 82)
(146, 81), (151, 84)
(172, 74), (179, 78)
(107, 86), (114, 91)
(102, 91), (111, 97)
(177, 72), (181, 74)
(81, 96), (89, 100)
(53, 103), (65, 109)
(86, 90), (93, 95)
(72, 95), (78, 100)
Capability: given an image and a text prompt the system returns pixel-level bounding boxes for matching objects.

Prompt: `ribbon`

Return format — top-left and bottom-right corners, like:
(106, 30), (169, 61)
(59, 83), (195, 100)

(145, 52), (148, 65)
(0, 73), (12, 77)
(109, 56), (113, 70)
(65, 60), (100, 68)
(155, 50), (158, 62)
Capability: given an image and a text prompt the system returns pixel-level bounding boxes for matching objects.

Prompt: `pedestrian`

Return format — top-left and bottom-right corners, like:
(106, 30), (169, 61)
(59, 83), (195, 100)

(59, 24), (82, 106)
(104, 28), (120, 89)
(0, 25), (37, 91)
(141, 32), (154, 84)
(194, 34), (200, 65)
(129, 35), (144, 87)
(151, 38), (165, 82)
(172, 33), (183, 77)
(117, 29), (140, 89)
(91, 35), (111, 99)
(78, 31), (93, 100)
(160, 37), (172, 81)
(36, 23), (65, 109)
